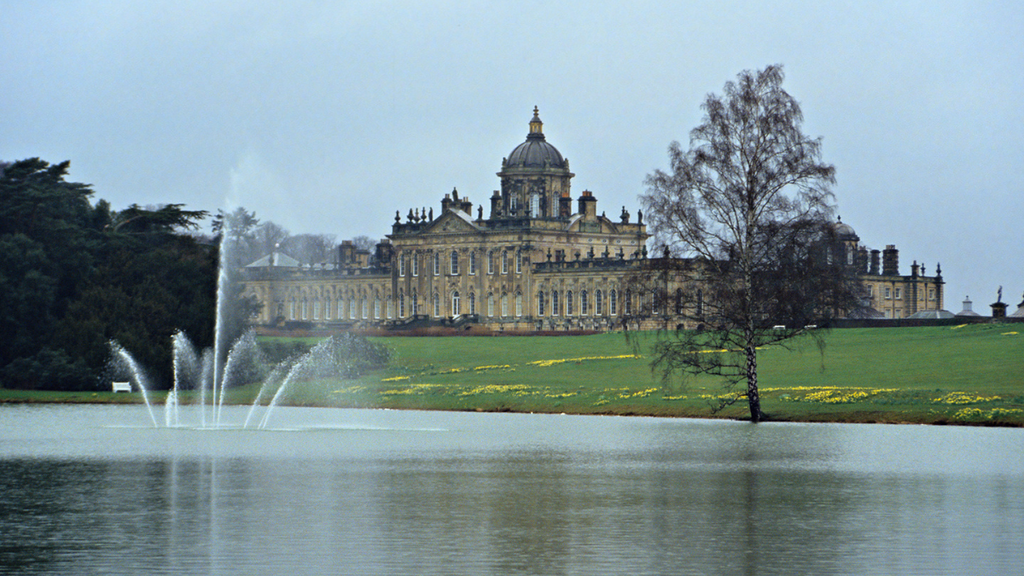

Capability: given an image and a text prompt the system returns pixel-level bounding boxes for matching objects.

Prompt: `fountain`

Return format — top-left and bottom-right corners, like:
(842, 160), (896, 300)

(108, 328), (353, 429)
(106, 217), (360, 430)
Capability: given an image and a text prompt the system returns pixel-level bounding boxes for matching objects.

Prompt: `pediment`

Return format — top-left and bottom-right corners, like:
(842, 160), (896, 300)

(423, 210), (481, 234)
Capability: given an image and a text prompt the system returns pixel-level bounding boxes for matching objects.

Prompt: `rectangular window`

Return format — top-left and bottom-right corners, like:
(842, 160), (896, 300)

(487, 295), (494, 317)
(895, 288), (902, 300)
(433, 253), (440, 276)
(412, 255), (418, 276)
(501, 251), (508, 274)
(399, 256), (405, 277)
(470, 252), (476, 275)
(515, 252), (522, 274)
(884, 287), (892, 300)
(515, 293), (522, 317)
(487, 252), (494, 274)
(450, 251), (459, 275)
(929, 289), (935, 301)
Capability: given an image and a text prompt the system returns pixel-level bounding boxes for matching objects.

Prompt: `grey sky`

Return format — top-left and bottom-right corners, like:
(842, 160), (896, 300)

(3, 1), (1021, 310)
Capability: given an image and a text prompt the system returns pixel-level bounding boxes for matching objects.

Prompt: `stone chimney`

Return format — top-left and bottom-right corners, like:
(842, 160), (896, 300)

(870, 249), (880, 275)
(882, 245), (899, 276)
(490, 191), (500, 219)
(578, 191), (597, 221)
(558, 190), (572, 218)
(338, 240), (355, 266)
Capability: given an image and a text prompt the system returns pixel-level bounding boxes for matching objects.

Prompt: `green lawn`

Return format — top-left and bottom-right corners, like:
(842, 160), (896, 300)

(4, 324), (1022, 425)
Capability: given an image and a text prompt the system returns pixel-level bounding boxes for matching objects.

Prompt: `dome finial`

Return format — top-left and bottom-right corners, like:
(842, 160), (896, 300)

(529, 106), (543, 135)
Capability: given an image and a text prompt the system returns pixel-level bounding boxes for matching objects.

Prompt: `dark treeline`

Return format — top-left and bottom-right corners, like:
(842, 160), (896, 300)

(1, 158), (366, 391)
(0, 158), (222, 390)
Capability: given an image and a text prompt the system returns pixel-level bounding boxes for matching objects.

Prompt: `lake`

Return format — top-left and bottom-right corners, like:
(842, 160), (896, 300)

(1, 404), (1021, 575)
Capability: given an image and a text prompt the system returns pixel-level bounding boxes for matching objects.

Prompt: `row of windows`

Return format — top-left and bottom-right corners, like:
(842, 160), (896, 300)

(285, 286), (710, 322)
(879, 287), (938, 300)
(398, 250), (522, 277)
(285, 292), (526, 321)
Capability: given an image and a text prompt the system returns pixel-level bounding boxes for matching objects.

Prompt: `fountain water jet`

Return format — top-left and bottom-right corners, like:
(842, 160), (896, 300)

(109, 341), (159, 427)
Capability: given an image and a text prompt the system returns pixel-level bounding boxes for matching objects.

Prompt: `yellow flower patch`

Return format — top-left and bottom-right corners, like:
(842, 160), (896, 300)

(527, 354), (642, 368)
(937, 392), (1001, 405)
(457, 384), (532, 397)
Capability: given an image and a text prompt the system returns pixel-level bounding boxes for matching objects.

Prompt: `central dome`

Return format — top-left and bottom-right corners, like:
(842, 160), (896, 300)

(504, 107), (566, 170)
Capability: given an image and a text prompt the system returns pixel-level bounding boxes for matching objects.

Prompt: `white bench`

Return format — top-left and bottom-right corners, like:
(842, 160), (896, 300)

(111, 381), (132, 393)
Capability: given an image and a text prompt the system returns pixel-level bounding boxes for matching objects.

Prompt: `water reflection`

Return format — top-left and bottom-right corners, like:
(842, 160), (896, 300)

(0, 406), (1021, 575)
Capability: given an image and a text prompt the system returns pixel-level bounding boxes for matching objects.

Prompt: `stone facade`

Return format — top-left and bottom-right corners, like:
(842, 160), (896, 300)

(241, 110), (945, 330)
(242, 109), (650, 331)
(833, 220), (945, 319)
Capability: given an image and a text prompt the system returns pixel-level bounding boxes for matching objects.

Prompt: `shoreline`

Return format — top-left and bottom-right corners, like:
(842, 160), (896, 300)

(3, 392), (1021, 428)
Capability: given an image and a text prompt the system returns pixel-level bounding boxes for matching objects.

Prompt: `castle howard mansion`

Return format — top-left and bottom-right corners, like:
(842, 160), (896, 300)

(240, 108), (946, 332)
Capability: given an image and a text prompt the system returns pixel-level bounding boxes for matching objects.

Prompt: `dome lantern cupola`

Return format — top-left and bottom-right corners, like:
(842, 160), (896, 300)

(503, 106), (567, 170)
(529, 106), (543, 135)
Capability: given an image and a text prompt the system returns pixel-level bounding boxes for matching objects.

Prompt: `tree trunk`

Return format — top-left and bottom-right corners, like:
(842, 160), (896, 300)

(745, 344), (762, 422)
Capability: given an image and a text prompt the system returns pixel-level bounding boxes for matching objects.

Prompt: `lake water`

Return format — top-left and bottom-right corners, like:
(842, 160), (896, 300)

(1, 404), (1021, 575)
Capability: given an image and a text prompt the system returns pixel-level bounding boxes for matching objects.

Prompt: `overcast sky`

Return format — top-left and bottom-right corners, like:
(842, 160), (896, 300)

(3, 1), (1021, 311)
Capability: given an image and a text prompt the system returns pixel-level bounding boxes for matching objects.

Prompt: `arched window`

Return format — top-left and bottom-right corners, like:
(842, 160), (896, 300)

(349, 294), (357, 319)
(566, 290), (574, 316)
(515, 292), (523, 317)
(581, 290), (589, 316)
(289, 298), (296, 320)
(530, 193), (540, 216)
(313, 299), (320, 320)
(452, 290), (461, 316)
(501, 294), (509, 317)
(487, 293), (495, 317)
(301, 299), (308, 320)
(625, 289), (633, 315)
(324, 298), (331, 320)
(433, 292), (440, 317)
(610, 289), (618, 316)
(386, 296), (393, 319)
(469, 292), (476, 315)
(450, 250), (459, 275)
(374, 297), (381, 319)
(676, 288), (684, 315)
(336, 297), (343, 319)
(551, 290), (560, 316)
(361, 297), (368, 319)
(537, 291), (545, 316)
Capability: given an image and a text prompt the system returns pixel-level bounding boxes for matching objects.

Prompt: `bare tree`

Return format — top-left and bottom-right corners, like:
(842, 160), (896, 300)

(638, 64), (860, 422)
(281, 233), (337, 265)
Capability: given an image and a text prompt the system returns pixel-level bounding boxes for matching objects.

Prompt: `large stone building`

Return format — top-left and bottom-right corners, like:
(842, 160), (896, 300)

(241, 109), (945, 330)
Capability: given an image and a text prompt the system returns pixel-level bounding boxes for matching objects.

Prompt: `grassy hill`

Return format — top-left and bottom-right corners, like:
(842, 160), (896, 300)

(263, 323), (1023, 425)
(4, 324), (1022, 425)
